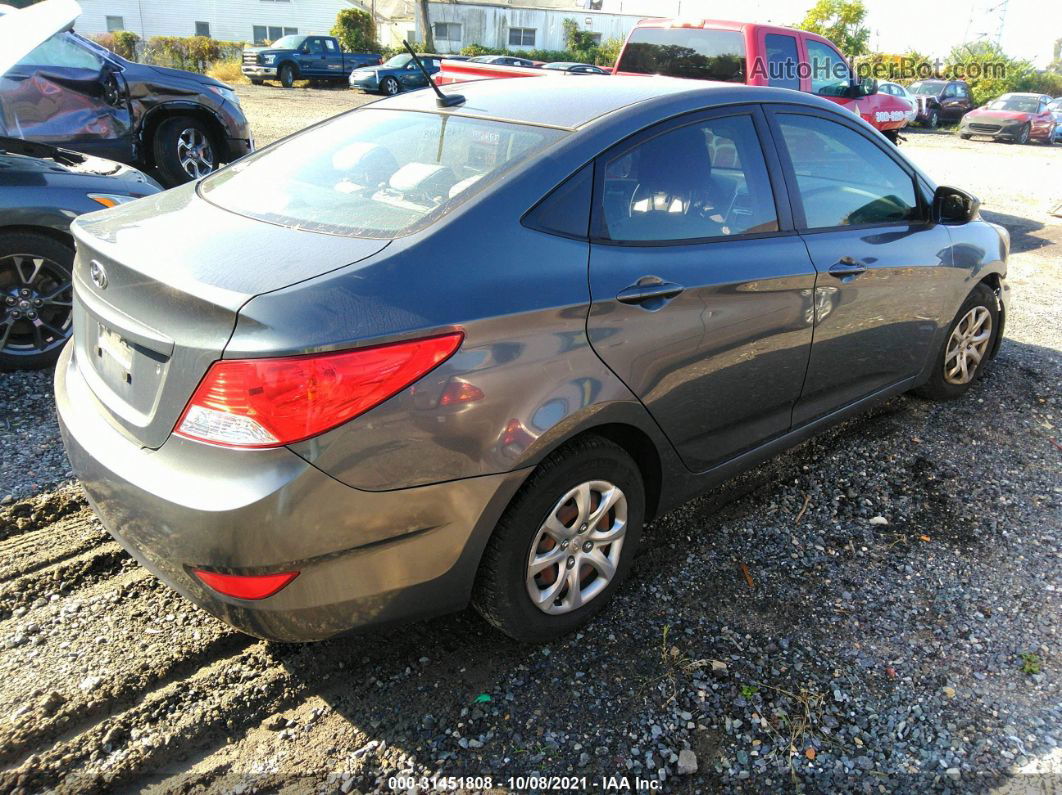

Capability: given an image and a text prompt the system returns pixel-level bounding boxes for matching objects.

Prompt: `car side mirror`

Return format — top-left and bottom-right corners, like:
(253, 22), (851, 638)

(933, 185), (981, 224)
(848, 77), (877, 98)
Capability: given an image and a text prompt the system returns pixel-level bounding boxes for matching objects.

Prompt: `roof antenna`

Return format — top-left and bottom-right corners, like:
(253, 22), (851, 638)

(403, 40), (465, 108)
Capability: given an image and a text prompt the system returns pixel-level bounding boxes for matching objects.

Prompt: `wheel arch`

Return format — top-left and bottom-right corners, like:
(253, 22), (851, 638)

(138, 104), (232, 168)
(976, 272), (1006, 359)
(0, 224), (74, 250)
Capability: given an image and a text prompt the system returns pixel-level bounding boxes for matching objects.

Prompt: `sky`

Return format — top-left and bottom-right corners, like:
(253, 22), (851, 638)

(626, 0), (1061, 67)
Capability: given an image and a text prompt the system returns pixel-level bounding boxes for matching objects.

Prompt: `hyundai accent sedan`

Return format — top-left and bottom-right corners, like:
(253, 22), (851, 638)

(56, 77), (1010, 643)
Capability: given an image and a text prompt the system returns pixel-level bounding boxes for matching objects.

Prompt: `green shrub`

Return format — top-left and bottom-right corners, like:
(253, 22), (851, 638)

(332, 8), (378, 53)
(142, 35), (243, 74)
(596, 37), (623, 67)
(112, 30), (140, 60)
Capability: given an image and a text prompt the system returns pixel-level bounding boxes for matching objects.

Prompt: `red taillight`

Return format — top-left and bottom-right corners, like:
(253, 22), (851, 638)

(175, 332), (463, 448)
(193, 569), (299, 600)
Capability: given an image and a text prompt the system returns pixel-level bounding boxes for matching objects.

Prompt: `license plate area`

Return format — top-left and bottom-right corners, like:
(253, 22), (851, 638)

(83, 319), (168, 416)
(97, 325), (133, 374)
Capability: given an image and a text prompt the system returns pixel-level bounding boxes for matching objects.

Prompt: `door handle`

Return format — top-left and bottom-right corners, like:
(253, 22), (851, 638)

(828, 258), (868, 278)
(616, 279), (685, 305)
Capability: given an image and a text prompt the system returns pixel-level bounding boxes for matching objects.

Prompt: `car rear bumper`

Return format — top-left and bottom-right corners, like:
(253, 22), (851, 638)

(55, 342), (528, 642)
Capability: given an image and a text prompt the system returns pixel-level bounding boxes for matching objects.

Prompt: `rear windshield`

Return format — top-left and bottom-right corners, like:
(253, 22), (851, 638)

(201, 109), (564, 238)
(616, 27), (746, 83)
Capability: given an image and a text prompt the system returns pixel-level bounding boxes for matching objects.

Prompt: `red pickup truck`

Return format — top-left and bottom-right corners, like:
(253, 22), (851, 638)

(437, 18), (910, 142)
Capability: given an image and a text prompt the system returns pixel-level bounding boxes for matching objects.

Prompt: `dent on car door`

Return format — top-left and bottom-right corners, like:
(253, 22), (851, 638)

(0, 32), (132, 161)
(586, 108), (817, 472)
(769, 109), (953, 425)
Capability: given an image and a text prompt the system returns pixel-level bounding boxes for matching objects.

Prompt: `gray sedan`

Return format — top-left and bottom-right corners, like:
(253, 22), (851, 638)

(56, 77), (1010, 643)
(0, 137), (160, 369)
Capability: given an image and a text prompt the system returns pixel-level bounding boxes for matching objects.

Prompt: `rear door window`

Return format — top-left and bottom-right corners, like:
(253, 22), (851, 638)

(617, 27), (746, 82)
(596, 114), (778, 243)
(763, 33), (799, 89)
(775, 114), (918, 229)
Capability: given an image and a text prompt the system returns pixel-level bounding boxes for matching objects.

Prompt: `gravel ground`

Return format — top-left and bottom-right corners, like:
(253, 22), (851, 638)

(0, 100), (1059, 793)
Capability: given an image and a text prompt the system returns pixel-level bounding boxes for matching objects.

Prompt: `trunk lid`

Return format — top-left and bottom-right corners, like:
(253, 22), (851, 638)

(70, 183), (389, 448)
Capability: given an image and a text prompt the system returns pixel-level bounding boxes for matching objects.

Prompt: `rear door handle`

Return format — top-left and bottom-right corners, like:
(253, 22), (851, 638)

(616, 279), (685, 305)
(828, 258), (868, 278)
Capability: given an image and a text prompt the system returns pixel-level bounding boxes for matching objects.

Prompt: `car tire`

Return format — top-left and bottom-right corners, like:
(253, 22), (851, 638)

(250, 78), (264, 86)
(926, 109), (939, 129)
(381, 77), (401, 96)
(473, 435), (644, 643)
(153, 116), (217, 186)
(279, 64), (296, 88)
(1016, 123), (1030, 144)
(914, 283), (1000, 402)
(0, 232), (74, 371)
(960, 133), (972, 140)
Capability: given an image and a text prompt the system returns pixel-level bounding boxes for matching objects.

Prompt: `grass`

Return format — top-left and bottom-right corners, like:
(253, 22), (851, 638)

(206, 58), (248, 85)
(1020, 652), (1041, 675)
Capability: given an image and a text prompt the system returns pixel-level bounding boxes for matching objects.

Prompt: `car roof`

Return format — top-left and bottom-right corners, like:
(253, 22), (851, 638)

(376, 75), (848, 131)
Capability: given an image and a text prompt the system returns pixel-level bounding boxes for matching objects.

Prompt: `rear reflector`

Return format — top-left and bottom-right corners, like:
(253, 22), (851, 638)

(193, 569), (299, 600)
(175, 332), (463, 448)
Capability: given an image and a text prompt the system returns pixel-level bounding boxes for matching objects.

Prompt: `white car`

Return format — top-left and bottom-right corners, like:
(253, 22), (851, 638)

(878, 81), (917, 125)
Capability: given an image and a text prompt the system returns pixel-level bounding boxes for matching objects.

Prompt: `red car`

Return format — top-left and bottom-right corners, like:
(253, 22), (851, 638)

(959, 92), (1057, 144)
(437, 19), (910, 143)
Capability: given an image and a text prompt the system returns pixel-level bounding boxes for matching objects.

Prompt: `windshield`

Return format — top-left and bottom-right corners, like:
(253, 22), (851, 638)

(382, 53), (413, 68)
(201, 109), (565, 238)
(616, 27), (746, 82)
(909, 82), (945, 96)
(270, 35), (305, 50)
(987, 96), (1039, 113)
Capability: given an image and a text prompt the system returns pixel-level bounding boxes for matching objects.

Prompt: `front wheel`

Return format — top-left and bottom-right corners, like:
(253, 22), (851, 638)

(960, 133), (972, 140)
(279, 64), (296, 88)
(250, 78), (264, 86)
(0, 232), (74, 370)
(1015, 123), (1030, 144)
(915, 283), (999, 401)
(381, 77), (401, 96)
(153, 116), (217, 186)
(473, 436), (644, 643)
(926, 109), (939, 129)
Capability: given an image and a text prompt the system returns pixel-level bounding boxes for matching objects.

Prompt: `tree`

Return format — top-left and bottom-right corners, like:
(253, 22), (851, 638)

(562, 18), (598, 63)
(331, 9), (378, 53)
(416, 0), (434, 52)
(795, 0), (871, 56)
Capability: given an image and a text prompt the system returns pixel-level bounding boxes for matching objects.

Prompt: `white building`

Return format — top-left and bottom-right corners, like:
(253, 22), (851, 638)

(72, 0), (658, 51)
(415, 1), (654, 53)
(73, 0), (362, 45)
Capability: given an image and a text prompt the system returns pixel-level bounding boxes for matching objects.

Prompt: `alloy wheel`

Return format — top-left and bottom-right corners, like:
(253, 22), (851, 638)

(944, 306), (992, 385)
(0, 254), (72, 358)
(177, 128), (216, 179)
(1017, 124), (1030, 144)
(526, 480), (627, 615)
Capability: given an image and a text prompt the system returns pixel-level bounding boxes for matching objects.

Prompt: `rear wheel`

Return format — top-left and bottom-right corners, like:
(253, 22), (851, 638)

(153, 116), (217, 186)
(915, 283), (999, 401)
(381, 77), (401, 96)
(473, 436), (644, 642)
(0, 233), (74, 370)
(960, 133), (972, 140)
(279, 63), (296, 88)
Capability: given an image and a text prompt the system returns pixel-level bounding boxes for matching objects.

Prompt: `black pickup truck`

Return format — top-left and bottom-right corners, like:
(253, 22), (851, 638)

(242, 35), (381, 88)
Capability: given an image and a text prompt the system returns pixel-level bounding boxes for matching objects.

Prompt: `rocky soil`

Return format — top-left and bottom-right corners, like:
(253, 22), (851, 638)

(0, 104), (1058, 793)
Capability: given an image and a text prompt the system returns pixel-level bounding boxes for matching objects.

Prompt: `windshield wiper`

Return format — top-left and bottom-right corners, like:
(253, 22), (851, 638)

(0, 136), (84, 166)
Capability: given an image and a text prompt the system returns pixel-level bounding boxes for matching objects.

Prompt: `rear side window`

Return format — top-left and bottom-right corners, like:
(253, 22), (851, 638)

(597, 115), (778, 243)
(202, 109), (564, 238)
(524, 165), (592, 239)
(763, 33), (799, 89)
(776, 114), (918, 229)
(617, 27), (746, 82)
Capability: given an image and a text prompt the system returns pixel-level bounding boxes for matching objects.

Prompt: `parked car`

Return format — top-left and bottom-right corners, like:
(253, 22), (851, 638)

(878, 81), (916, 125)
(56, 77), (1009, 644)
(469, 55), (538, 68)
(440, 19), (912, 143)
(907, 79), (974, 128)
(0, 136), (159, 369)
(1, 21), (253, 187)
(349, 52), (448, 95)
(959, 93), (1056, 144)
(242, 35), (381, 88)
(1050, 98), (1062, 142)
(542, 62), (609, 75)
